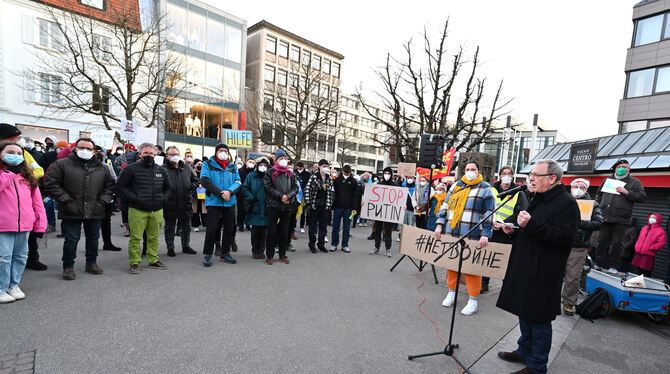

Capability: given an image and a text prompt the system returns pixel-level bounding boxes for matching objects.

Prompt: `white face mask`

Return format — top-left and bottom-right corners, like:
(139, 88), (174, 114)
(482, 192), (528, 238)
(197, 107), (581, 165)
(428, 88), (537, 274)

(35, 146), (42, 152)
(77, 149), (93, 160)
(217, 151), (228, 161)
(420, 181), (427, 187)
(649, 217), (657, 225)
(407, 178), (414, 184)
(383, 174), (391, 181)
(321, 167), (330, 174)
(465, 171), (478, 181)
(571, 188), (585, 199)
(247, 162), (255, 168)
(17, 138), (26, 147)
(278, 159), (288, 168)
(169, 155), (180, 163)
(258, 165), (267, 173)
(25, 142), (34, 150)
(236, 163), (243, 169)
(501, 176), (513, 185)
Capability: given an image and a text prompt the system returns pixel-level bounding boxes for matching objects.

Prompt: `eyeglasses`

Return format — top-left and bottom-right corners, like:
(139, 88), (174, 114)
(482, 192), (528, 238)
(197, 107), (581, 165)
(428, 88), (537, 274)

(529, 173), (553, 178)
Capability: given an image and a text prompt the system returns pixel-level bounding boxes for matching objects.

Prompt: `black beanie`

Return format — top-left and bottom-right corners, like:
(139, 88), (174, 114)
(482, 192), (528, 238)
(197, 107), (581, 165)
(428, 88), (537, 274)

(0, 123), (21, 140)
(215, 143), (230, 153)
(383, 166), (393, 175)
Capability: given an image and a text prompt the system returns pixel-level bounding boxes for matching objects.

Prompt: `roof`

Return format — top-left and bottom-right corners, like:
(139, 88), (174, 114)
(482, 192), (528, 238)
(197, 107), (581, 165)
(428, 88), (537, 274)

(634, 0), (661, 8)
(32, 0), (142, 31)
(520, 126), (670, 174)
(248, 20), (344, 60)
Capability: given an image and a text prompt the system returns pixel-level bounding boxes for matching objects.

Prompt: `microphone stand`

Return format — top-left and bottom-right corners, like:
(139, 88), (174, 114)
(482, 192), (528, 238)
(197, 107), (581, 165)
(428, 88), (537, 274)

(407, 194), (514, 373)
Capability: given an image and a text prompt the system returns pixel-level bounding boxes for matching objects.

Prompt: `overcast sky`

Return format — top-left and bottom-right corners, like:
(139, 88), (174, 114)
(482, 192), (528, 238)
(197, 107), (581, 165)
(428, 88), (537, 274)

(204, 0), (639, 141)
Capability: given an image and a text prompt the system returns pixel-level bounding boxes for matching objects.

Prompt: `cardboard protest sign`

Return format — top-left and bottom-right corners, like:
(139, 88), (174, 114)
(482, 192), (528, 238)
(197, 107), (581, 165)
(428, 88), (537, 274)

(399, 224), (512, 279)
(135, 126), (157, 146)
(120, 120), (137, 141)
(360, 184), (409, 224)
(601, 179), (626, 194)
(397, 163), (416, 177)
(576, 199), (594, 220)
(91, 130), (115, 149)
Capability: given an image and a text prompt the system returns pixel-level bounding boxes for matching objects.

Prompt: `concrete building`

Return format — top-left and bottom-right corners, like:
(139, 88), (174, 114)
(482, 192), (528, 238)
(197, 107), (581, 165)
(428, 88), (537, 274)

(618, 0), (670, 133)
(245, 20), (343, 163)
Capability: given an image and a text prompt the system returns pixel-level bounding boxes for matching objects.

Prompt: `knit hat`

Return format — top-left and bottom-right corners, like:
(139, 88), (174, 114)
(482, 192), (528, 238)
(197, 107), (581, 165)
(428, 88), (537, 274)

(0, 123), (21, 140)
(612, 159), (629, 170)
(55, 140), (70, 149)
(570, 178), (590, 189)
(256, 157), (269, 166)
(45, 135), (57, 144)
(275, 149), (288, 160)
(215, 143), (230, 153)
(318, 158), (329, 166)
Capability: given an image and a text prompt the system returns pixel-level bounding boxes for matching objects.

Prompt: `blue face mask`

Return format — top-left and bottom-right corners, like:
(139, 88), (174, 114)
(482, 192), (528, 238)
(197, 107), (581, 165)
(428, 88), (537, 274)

(3, 154), (24, 166)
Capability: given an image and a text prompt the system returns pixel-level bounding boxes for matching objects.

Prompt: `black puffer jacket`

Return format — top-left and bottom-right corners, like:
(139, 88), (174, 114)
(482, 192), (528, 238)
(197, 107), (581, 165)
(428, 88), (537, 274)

(45, 152), (115, 220)
(595, 174), (646, 224)
(117, 158), (171, 212)
(572, 193), (603, 248)
(163, 160), (198, 218)
(263, 168), (299, 211)
(333, 174), (359, 210)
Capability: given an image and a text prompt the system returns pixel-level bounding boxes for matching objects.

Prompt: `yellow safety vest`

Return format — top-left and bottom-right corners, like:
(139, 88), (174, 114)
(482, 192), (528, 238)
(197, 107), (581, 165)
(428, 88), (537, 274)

(492, 186), (519, 223)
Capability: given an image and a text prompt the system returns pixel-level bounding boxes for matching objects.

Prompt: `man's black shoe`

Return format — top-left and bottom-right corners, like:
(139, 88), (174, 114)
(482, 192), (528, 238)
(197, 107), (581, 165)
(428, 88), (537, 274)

(103, 243), (122, 252)
(497, 351), (525, 363)
(167, 249), (176, 257)
(26, 261), (48, 271)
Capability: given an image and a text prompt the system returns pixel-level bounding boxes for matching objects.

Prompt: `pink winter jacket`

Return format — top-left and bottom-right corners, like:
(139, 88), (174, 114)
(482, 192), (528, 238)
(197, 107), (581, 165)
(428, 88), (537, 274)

(631, 213), (666, 272)
(0, 167), (47, 233)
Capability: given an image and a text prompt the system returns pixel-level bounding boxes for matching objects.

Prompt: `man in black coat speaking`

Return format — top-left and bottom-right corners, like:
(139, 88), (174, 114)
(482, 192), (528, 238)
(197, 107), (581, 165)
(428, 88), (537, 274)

(496, 159), (579, 374)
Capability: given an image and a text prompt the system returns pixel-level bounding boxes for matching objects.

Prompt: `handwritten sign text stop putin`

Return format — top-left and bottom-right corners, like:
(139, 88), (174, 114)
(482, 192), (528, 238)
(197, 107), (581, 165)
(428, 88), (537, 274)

(360, 184), (409, 224)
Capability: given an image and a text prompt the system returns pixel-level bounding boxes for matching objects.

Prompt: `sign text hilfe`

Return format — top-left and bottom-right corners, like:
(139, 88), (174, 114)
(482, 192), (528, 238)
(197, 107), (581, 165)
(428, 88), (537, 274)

(224, 129), (253, 149)
(399, 224), (511, 279)
(360, 184), (408, 224)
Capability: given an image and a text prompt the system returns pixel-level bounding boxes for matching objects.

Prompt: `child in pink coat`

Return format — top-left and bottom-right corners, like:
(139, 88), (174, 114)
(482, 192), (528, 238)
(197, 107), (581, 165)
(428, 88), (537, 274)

(631, 213), (666, 277)
(0, 142), (47, 303)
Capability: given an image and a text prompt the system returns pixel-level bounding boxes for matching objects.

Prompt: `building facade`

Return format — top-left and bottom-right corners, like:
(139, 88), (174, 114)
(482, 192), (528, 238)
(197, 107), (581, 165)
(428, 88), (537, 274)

(245, 20), (343, 164)
(162, 0), (246, 160)
(619, 0), (670, 133)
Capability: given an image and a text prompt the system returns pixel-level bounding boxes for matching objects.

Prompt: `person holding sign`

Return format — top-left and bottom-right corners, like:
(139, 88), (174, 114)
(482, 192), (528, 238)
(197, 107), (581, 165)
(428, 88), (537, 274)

(594, 159), (646, 274)
(370, 167), (398, 257)
(496, 159), (579, 374)
(433, 160), (495, 316)
(561, 178), (603, 316)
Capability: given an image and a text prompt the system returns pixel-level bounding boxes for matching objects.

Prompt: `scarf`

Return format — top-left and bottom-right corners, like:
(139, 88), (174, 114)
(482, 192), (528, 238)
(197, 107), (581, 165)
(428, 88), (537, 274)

(272, 164), (294, 181)
(215, 157), (229, 170)
(433, 191), (447, 216)
(447, 174), (484, 229)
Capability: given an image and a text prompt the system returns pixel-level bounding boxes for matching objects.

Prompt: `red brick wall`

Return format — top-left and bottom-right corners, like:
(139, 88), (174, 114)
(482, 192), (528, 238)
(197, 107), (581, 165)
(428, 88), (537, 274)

(32, 0), (142, 31)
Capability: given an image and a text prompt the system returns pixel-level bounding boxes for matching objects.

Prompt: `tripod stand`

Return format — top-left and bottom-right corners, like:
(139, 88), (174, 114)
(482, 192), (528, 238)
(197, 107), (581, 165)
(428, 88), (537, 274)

(407, 194), (514, 373)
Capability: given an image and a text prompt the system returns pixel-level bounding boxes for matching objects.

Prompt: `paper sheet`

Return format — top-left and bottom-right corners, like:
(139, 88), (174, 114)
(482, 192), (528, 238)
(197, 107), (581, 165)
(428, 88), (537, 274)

(601, 178), (626, 194)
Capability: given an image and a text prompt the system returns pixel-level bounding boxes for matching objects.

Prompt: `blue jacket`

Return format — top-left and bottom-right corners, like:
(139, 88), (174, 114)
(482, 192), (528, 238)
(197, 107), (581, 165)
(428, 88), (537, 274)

(199, 159), (241, 208)
(241, 170), (267, 227)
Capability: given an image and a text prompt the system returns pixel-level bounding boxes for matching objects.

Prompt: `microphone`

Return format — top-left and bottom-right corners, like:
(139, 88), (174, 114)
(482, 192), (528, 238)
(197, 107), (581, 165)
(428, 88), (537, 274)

(496, 184), (527, 199)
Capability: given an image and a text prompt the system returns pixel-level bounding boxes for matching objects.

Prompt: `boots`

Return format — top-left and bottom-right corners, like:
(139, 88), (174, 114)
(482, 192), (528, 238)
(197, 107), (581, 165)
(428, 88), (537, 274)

(123, 223), (130, 237)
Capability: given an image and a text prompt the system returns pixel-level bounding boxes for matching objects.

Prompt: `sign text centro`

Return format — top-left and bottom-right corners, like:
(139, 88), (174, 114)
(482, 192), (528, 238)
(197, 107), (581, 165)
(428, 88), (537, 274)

(224, 129), (252, 149)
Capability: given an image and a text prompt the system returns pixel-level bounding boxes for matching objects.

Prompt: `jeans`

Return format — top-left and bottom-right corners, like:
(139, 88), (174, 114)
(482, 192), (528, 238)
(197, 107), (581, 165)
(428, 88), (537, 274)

(128, 208), (163, 265)
(266, 206), (292, 258)
(164, 214), (192, 251)
(0, 232), (30, 292)
(203, 206), (235, 256)
(331, 208), (352, 248)
(44, 198), (56, 226)
(595, 222), (627, 270)
(62, 219), (103, 269)
(515, 318), (552, 374)
(308, 208), (329, 250)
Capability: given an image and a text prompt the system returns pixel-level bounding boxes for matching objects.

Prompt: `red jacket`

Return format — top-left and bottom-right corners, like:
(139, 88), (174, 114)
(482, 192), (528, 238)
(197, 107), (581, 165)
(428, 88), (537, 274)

(631, 213), (666, 272)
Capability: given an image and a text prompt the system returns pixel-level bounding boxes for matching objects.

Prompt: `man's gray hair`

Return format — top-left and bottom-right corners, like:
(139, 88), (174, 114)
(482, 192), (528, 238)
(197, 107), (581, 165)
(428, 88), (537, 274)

(139, 142), (154, 151)
(536, 159), (563, 182)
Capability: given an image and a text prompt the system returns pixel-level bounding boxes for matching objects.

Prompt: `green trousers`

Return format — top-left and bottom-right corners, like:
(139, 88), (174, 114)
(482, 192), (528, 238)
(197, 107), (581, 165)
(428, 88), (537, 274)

(128, 207), (163, 265)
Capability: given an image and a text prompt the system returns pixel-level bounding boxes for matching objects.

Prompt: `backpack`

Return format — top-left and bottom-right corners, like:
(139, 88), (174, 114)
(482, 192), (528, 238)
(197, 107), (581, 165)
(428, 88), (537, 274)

(576, 287), (614, 322)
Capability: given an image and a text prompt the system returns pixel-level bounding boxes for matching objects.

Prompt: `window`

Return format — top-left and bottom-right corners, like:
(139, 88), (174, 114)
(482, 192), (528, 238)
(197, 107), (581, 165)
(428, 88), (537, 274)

(332, 62), (340, 78)
(206, 61), (223, 94)
(262, 123), (273, 142)
(290, 73), (299, 88)
(622, 121), (647, 132)
(278, 41), (289, 58)
(277, 69), (288, 87)
(38, 20), (64, 51)
(275, 130), (284, 145)
(223, 66), (241, 103)
(666, 14), (670, 39)
(207, 19), (226, 58)
(318, 134), (326, 152)
(634, 14), (664, 46)
(302, 51), (311, 66)
(655, 66), (670, 93)
(331, 87), (339, 101)
(80, 0), (104, 10)
(327, 136), (335, 152)
(166, 2), (188, 46)
(650, 119), (670, 129)
(92, 34), (111, 62)
(38, 73), (61, 105)
(92, 84), (110, 113)
(290, 45), (300, 62)
(626, 68), (655, 98)
(312, 55), (321, 71)
(224, 24), (242, 63)
(320, 85), (329, 99)
(323, 59), (331, 75)
(264, 65), (275, 83)
(263, 95), (273, 112)
(187, 10), (206, 52)
(266, 35), (277, 54)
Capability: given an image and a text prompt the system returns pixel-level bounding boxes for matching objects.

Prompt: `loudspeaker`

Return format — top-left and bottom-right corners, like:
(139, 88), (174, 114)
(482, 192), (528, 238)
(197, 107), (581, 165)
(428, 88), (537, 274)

(418, 134), (445, 168)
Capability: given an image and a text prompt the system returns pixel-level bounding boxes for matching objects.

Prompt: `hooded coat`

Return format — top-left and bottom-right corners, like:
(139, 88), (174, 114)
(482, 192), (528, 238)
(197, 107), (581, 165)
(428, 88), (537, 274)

(631, 214), (666, 272)
(163, 160), (198, 218)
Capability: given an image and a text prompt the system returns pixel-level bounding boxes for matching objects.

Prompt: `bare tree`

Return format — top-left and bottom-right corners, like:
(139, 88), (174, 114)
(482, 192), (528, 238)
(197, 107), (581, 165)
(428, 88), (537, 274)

(24, 1), (187, 132)
(335, 124), (358, 167)
(246, 63), (341, 162)
(358, 20), (513, 163)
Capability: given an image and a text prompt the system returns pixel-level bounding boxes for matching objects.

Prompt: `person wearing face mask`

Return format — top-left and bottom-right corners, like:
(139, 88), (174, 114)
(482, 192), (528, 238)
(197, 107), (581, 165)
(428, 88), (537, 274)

(184, 150), (195, 168)
(295, 162), (311, 232)
(594, 159), (646, 274)
(560, 178), (603, 316)
(162, 146), (198, 257)
(117, 142), (171, 274)
(93, 146), (122, 253)
(199, 144), (242, 267)
(241, 157), (270, 259)
(304, 159), (335, 254)
(191, 160), (207, 232)
(630, 213), (666, 278)
(401, 175), (417, 228)
(414, 176), (431, 229)
(330, 165), (359, 253)
(425, 183), (448, 232)
(370, 167), (397, 257)
(236, 157), (256, 233)
(0, 141), (47, 303)
(45, 138), (115, 280)
(44, 136), (57, 152)
(434, 160), (495, 316)
(481, 166), (529, 293)
(112, 143), (136, 178)
(263, 150), (299, 264)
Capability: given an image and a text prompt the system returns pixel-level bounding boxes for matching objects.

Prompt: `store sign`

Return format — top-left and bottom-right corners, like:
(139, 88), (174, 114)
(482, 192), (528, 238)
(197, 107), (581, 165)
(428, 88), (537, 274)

(568, 141), (598, 173)
(224, 129), (252, 149)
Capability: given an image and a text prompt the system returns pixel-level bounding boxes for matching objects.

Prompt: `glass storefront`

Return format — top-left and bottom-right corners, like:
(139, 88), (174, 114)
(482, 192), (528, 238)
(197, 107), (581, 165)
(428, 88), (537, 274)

(166, 97), (239, 140)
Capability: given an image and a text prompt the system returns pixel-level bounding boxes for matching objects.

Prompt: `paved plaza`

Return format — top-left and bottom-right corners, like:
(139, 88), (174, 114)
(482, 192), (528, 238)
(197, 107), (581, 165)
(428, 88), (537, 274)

(1, 215), (669, 373)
